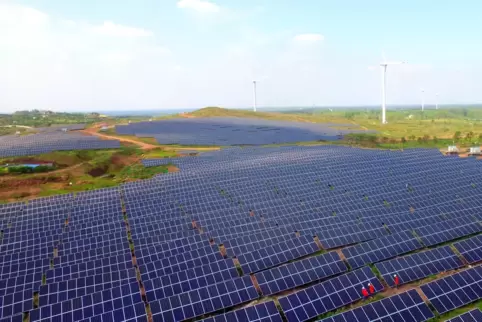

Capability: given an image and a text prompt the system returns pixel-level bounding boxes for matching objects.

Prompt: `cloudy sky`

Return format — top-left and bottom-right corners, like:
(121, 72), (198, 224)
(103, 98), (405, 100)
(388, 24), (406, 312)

(1, 0), (481, 112)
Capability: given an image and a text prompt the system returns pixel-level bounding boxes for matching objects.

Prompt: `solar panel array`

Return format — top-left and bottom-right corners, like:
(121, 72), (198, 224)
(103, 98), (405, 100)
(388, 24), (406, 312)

(1, 145), (482, 321)
(420, 265), (482, 314)
(116, 117), (374, 145)
(453, 234), (482, 264)
(375, 245), (464, 287)
(319, 289), (434, 322)
(0, 132), (120, 157)
(445, 309), (482, 322)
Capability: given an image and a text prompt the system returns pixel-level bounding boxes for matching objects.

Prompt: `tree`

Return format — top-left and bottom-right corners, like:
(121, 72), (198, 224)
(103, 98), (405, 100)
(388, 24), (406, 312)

(408, 135), (416, 141)
(466, 131), (474, 140)
(433, 136), (438, 143)
(479, 133), (482, 140)
(401, 137), (407, 144)
(422, 135), (430, 142)
(417, 137), (423, 143)
(453, 131), (461, 141)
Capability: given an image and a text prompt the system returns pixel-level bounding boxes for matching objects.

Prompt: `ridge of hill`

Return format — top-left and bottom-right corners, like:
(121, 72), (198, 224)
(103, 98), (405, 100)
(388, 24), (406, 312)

(184, 107), (311, 122)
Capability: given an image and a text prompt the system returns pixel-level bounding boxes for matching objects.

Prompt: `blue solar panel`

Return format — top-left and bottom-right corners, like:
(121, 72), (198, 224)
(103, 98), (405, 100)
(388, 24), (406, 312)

(199, 300), (282, 322)
(278, 267), (383, 322)
(342, 231), (423, 269)
(237, 235), (319, 274)
(420, 265), (482, 314)
(454, 234), (482, 264)
(143, 260), (238, 301)
(445, 309), (482, 322)
(319, 289), (434, 322)
(375, 245), (464, 287)
(255, 251), (346, 295)
(415, 216), (482, 247)
(150, 275), (258, 322)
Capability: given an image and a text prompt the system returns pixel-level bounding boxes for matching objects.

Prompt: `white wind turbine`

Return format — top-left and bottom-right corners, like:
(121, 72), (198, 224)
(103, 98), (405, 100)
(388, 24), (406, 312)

(252, 80), (257, 112)
(380, 52), (404, 124)
(421, 88), (425, 111)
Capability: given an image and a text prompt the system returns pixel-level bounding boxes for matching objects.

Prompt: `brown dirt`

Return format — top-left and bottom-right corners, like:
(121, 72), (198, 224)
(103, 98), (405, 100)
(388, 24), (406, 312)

(166, 165), (179, 172)
(336, 249), (347, 261)
(81, 126), (158, 150)
(179, 113), (196, 118)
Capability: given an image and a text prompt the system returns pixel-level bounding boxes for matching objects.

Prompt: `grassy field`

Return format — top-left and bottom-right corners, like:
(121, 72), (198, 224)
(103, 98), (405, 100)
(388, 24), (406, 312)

(0, 147), (178, 202)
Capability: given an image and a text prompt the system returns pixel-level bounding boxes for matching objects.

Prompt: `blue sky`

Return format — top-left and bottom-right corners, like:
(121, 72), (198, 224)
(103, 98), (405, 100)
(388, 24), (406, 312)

(2, 0), (481, 112)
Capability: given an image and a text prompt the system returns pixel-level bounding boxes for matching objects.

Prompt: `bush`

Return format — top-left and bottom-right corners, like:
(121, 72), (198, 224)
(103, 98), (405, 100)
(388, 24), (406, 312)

(8, 166), (33, 174)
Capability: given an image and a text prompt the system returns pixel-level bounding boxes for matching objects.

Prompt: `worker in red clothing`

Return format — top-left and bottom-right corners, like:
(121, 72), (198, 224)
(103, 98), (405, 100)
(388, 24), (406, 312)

(368, 282), (375, 294)
(361, 286), (369, 299)
(394, 274), (400, 288)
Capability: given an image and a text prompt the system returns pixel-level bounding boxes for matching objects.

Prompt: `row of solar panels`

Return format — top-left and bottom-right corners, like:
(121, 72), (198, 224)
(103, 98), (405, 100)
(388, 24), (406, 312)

(0, 132), (120, 157)
(115, 118), (372, 145)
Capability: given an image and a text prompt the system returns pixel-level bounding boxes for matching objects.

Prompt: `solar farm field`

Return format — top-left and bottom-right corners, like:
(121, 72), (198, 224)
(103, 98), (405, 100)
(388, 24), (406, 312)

(0, 132), (120, 158)
(115, 118), (374, 146)
(1, 145), (482, 321)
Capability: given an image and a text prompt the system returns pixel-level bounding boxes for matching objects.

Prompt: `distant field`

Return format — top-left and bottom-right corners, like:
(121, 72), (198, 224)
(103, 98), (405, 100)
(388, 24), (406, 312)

(101, 107), (482, 150)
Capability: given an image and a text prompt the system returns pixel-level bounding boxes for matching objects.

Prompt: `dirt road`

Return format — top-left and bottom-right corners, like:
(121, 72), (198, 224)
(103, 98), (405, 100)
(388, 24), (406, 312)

(82, 125), (220, 152)
(81, 128), (158, 150)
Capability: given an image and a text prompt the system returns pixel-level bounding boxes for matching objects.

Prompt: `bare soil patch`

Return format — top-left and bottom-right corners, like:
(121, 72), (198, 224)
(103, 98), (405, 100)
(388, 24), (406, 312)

(167, 165), (179, 172)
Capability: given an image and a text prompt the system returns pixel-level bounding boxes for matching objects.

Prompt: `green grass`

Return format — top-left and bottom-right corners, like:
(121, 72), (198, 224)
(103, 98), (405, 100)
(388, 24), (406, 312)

(142, 149), (179, 159)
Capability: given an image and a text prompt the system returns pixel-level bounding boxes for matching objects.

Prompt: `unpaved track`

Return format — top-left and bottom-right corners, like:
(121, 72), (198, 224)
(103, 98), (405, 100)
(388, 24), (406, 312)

(82, 126), (220, 152)
(81, 128), (158, 150)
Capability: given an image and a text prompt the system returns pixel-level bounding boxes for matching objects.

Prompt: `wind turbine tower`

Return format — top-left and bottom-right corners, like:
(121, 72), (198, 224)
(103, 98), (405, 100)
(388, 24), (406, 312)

(435, 93), (439, 110)
(252, 81), (257, 112)
(380, 54), (404, 124)
(421, 89), (425, 111)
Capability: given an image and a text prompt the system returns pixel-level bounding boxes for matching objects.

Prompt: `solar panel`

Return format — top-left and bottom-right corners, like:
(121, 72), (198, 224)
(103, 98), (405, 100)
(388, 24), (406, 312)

(453, 234), (482, 264)
(0, 289), (33, 319)
(29, 281), (142, 321)
(79, 302), (147, 322)
(318, 289), (434, 322)
(316, 222), (389, 249)
(200, 300), (282, 322)
(375, 245), (464, 287)
(143, 260), (238, 300)
(150, 275), (258, 322)
(445, 309), (482, 322)
(237, 235), (319, 274)
(415, 216), (482, 247)
(39, 269), (137, 307)
(420, 265), (482, 314)
(342, 231), (423, 269)
(278, 267), (383, 322)
(255, 251), (346, 295)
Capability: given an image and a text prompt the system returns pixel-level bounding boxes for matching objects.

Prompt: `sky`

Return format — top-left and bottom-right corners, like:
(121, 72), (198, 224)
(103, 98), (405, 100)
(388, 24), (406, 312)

(1, 0), (482, 112)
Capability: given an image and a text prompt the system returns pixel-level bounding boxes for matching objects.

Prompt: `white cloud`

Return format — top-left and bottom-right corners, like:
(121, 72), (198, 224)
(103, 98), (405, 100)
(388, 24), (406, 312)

(89, 21), (153, 37)
(0, 4), (49, 26)
(293, 33), (324, 43)
(177, 0), (221, 14)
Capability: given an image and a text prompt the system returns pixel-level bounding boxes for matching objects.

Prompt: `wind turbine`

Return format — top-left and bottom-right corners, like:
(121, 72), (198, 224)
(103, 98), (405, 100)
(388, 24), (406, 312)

(421, 88), (425, 111)
(252, 80), (257, 112)
(435, 93), (439, 110)
(380, 53), (404, 124)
